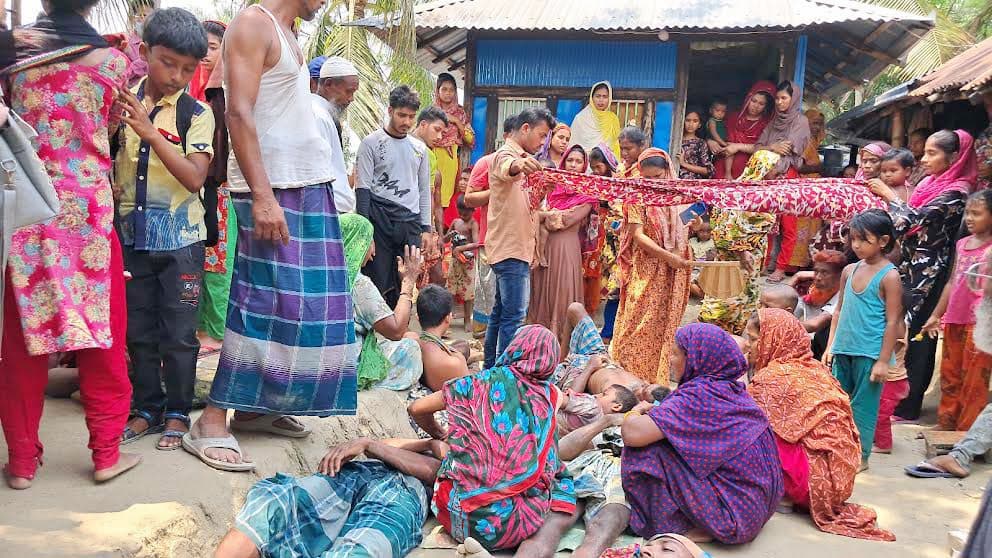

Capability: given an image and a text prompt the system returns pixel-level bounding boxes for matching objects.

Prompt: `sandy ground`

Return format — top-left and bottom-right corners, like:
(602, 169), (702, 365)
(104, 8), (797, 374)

(0, 308), (989, 557)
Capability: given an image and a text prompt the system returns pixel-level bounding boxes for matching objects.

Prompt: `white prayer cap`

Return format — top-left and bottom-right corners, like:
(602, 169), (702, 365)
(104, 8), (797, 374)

(320, 57), (359, 79)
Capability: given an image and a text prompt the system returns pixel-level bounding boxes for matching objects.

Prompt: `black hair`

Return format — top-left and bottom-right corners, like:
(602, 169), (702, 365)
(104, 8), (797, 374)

(650, 385), (672, 403)
(502, 116), (517, 135)
(436, 72), (457, 89)
(388, 85), (421, 111)
(609, 385), (638, 413)
(417, 106), (449, 126)
(416, 285), (453, 329)
(685, 106), (705, 120)
(848, 209), (896, 254)
(881, 148), (915, 169)
(456, 194), (472, 213)
(52, 0), (102, 12)
(909, 128), (932, 140)
(460, 166), (473, 175)
(592, 83), (610, 96)
(513, 106), (555, 131)
(776, 80), (795, 96)
(640, 156), (669, 171)
(618, 126), (648, 146)
(589, 147), (607, 163)
(753, 91), (775, 117)
(142, 8), (208, 60)
(967, 189), (992, 213)
(710, 96), (728, 108)
(929, 129), (961, 156)
(203, 20), (226, 40)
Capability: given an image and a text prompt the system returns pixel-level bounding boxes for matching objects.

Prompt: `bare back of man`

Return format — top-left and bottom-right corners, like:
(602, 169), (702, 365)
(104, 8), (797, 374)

(410, 331), (473, 392)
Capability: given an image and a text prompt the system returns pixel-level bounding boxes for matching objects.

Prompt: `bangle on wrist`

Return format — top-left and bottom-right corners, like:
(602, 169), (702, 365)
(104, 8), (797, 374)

(624, 410), (641, 420)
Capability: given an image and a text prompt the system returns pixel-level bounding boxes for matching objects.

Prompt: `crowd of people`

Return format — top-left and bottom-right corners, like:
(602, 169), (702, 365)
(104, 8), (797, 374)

(1, 0), (992, 556)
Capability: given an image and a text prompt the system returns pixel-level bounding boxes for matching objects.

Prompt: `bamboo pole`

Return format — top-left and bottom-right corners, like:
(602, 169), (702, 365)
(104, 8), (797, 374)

(891, 109), (905, 148)
(10, 0), (19, 27)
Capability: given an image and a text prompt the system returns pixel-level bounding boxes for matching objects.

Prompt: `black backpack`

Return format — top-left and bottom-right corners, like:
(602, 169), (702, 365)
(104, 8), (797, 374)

(112, 84), (220, 247)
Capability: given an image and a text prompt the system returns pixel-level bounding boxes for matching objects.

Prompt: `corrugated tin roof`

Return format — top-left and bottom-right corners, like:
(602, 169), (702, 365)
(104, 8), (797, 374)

(352, 0), (932, 98)
(367, 0), (931, 32)
(910, 36), (992, 98)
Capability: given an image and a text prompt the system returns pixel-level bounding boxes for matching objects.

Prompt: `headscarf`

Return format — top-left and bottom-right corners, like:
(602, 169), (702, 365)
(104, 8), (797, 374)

(757, 84), (811, 175)
(854, 142), (892, 180)
(546, 145), (597, 210)
(633, 148), (686, 251)
(571, 81), (621, 158)
(646, 323), (769, 478)
(590, 142), (620, 175)
(909, 129), (977, 208)
(434, 72), (469, 149)
(188, 20), (227, 102)
(805, 108), (827, 147)
(536, 123), (571, 164)
(748, 309), (895, 541)
(4, 8), (109, 74)
(339, 214), (389, 389)
(439, 325), (567, 514)
(803, 109), (826, 178)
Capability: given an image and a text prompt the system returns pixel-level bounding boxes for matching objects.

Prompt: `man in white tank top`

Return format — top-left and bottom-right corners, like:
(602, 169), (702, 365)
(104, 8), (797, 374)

(186, 0), (358, 472)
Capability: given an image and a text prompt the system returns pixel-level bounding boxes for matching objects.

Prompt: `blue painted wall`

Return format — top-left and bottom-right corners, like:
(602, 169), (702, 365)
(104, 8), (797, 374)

(476, 39), (677, 90)
(653, 101), (674, 151)
(555, 99), (583, 130)
(470, 96), (488, 163)
(794, 35), (807, 92)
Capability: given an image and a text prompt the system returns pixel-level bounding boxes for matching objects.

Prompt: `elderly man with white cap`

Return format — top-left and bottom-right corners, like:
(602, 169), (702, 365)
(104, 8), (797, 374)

(312, 56), (360, 213)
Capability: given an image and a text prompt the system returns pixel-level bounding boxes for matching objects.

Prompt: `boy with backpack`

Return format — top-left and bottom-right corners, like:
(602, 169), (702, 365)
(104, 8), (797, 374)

(114, 8), (214, 451)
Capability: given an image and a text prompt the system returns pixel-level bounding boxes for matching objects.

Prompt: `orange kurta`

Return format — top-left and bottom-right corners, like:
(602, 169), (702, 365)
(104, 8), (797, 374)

(748, 309), (895, 541)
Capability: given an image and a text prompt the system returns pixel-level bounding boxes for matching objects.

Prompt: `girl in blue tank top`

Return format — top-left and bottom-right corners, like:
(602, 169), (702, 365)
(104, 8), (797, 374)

(825, 210), (904, 470)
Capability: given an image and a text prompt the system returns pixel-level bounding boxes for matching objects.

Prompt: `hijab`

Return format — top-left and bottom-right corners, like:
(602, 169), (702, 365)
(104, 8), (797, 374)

(440, 325), (565, 513)
(4, 8), (109, 74)
(625, 147), (688, 251)
(590, 142), (620, 175)
(571, 81), (621, 158)
(546, 144), (597, 210)
(647, 323), (769, 477)
(728, 81), (777, 145)
(757, 84), (811, 174)
(339, 214), (389, 389)
(536, 123), (571, 164)
(854, 142), (892, 180)
(751, 308), (817, 371)
(909, 129), (977, 208)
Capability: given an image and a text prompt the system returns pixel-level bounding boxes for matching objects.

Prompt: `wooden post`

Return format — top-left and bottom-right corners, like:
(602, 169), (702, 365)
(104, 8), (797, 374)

(669, 41), (690, 171)
(890, 108), (905, 148)
(9, 0), (18, 27)
(462, 32), (477, 164)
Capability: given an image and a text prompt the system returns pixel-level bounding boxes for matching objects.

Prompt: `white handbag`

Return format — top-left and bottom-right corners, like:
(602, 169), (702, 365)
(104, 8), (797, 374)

(0, 106), (61, 348)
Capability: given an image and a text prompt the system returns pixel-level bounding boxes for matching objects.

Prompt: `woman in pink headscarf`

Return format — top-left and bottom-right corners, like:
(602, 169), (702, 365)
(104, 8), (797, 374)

(529, 145), (596, 349)
(868, 129), (977, 422)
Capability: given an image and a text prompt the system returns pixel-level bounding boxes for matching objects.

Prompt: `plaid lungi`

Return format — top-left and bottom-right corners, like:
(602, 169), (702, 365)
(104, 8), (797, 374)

(209, 183), (359, 415)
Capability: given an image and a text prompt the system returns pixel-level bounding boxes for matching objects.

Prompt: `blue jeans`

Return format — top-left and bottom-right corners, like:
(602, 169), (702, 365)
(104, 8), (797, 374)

(484, 258), (531, 368)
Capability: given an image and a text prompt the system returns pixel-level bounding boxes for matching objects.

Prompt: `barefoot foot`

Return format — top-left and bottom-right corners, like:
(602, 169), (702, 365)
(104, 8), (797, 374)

(4, 466), (32, 490)
(94, 452), (142, 483)
(457, 537), (493, 558)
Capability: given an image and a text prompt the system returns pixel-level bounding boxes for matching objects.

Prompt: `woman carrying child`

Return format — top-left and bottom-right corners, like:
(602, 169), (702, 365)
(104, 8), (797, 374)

(713, 81), (776, 179)
(746, 308), (895, 541)
(868, 130), (975, 423)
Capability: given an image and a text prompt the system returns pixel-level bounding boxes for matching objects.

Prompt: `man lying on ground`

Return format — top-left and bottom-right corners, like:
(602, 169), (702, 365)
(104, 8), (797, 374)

(215, 437), (443, 558)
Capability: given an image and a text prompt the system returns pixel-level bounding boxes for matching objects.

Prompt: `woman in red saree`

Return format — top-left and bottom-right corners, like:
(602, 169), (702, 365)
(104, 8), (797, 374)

(714, 81), (776, 180)
(745, 308), (895, 541)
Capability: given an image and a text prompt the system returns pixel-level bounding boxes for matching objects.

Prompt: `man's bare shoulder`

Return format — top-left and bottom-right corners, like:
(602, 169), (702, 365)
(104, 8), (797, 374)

(226, 7), (274, 46)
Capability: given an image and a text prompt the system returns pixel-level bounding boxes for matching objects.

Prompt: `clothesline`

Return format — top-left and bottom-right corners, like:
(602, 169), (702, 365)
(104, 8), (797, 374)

(525, 169), (887, 221)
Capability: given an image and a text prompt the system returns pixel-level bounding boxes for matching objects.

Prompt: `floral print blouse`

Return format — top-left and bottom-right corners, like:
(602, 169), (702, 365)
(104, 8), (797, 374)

(679, 137), (715, 179)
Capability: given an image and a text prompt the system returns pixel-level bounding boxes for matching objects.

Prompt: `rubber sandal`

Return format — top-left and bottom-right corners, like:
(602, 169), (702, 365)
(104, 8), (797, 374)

(181, 433), (255, 472)
(904, 461), (956, 478)
(230, 414), (311, 438)
(157, 413), (191, 452)
(121, 410), (163, 445)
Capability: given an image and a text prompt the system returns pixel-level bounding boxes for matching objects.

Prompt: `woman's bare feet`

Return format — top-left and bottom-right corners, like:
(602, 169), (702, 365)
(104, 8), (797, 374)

(872, 445), (892, 454)
(684, 527), (714, 543)
(93, 452), (142, 483)
(926, 455), (969, 478)
(197, 331), (222, 350)
(457, 537), (493, 558)
(767, 269), (786, 283)
(4, 466), (32, 490)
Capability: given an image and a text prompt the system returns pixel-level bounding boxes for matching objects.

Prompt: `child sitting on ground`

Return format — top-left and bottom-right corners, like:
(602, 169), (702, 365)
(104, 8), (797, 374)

(446, 195), (480, 332)
(759, 284), (800, 313)
(558, 384), (637, 436)
(688, 219), (716, 298)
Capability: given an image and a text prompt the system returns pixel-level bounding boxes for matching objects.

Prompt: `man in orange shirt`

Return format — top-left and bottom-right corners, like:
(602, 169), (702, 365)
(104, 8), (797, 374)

(483, 107), (555, 367)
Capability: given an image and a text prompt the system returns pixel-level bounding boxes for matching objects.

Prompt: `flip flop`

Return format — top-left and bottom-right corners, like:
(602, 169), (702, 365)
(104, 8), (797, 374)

(904, 461), (956, 478)
(230, 414), (311, 438)
(181, 433), (255, 472)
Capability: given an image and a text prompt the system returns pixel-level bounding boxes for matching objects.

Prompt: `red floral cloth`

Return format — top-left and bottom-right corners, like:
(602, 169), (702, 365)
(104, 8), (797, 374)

(525, 169), (885, 221)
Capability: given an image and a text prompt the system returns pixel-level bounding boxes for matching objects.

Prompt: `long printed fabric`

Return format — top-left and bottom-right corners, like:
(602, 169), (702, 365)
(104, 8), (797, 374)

(525, 170), (885, 221)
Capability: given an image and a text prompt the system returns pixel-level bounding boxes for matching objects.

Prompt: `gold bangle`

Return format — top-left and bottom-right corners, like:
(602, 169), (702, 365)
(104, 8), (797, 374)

(624, 410), (640, 420)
